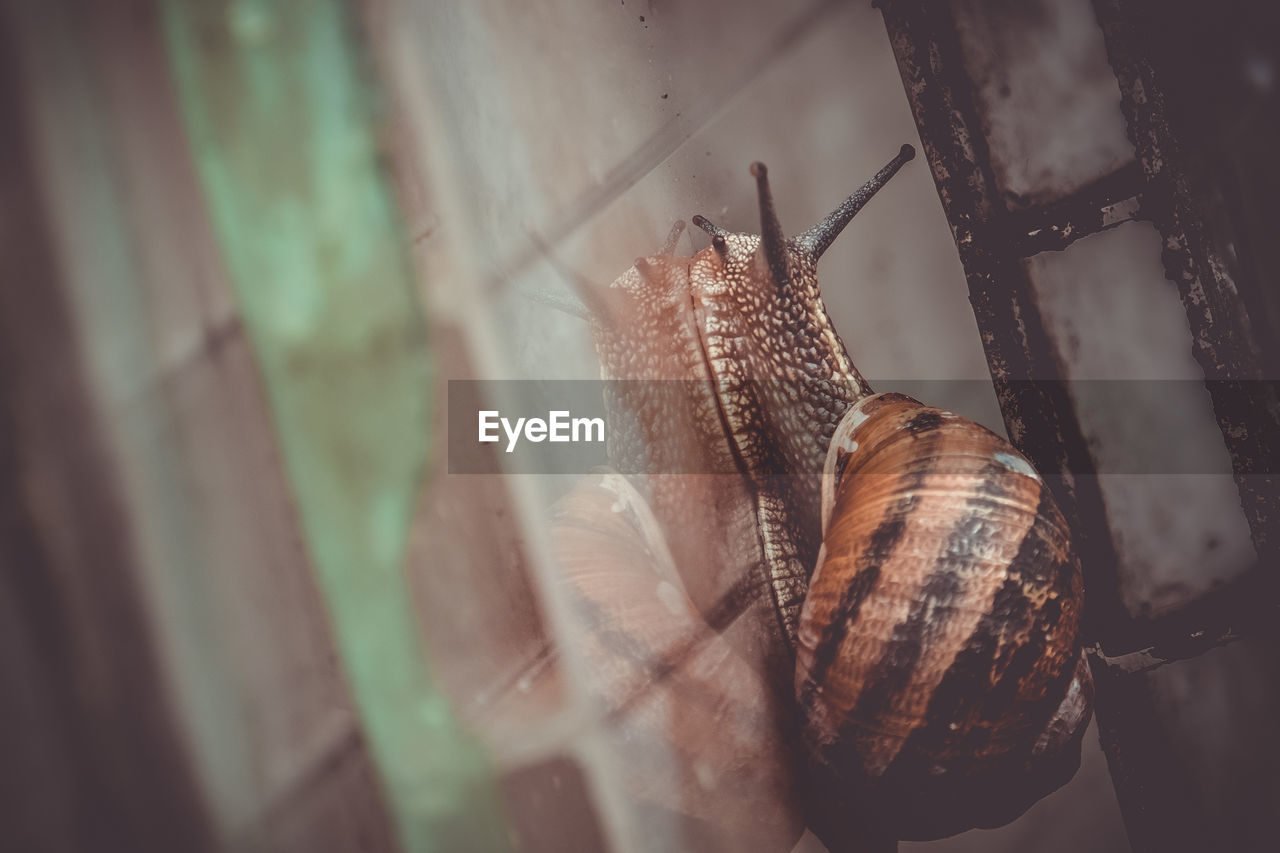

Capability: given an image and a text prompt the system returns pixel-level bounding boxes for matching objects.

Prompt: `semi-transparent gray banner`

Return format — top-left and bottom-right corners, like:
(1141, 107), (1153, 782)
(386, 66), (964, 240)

(446, 379), (1279, 475)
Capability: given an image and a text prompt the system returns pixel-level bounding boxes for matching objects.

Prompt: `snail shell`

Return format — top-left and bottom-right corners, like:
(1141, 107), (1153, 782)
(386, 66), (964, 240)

(797, 392), (1092, 841)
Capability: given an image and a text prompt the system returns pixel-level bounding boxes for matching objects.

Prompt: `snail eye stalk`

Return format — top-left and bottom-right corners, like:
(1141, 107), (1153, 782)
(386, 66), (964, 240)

(796, 143), (916, 261)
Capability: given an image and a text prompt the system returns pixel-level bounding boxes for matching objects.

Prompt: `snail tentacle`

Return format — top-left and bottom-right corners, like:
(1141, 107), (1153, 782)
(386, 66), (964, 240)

(796, 143), (916, 260)
(691, 214), (730, 239)
(750, 161), (793, 290)
(660, 218), (687, 255)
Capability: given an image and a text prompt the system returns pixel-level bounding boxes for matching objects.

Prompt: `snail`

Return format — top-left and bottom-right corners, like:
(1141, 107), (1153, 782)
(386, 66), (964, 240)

(527, 145), (1092, 849)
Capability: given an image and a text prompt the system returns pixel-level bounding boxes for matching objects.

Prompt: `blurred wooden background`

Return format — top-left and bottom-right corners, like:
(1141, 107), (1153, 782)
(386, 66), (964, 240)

(1, 0), (1276, 851)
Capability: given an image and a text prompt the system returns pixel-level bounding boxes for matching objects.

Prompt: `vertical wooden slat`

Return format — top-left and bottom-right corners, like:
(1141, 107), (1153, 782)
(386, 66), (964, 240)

(1087, 659), (1214, 852)
(157, 2), (511, 851)
(6, 0), (411, 846)
(876, 0), (1130, 649)
(1092, 0), (1280, 568)
(0, 10), (215, 850)
(877, 4), (1207, 851)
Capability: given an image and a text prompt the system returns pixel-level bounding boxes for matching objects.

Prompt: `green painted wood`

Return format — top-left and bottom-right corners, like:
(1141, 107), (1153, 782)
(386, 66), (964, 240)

(159, 2), (510, 850)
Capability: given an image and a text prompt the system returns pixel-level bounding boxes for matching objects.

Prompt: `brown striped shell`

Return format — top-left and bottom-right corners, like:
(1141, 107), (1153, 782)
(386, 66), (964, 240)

(796, 393), (1093, 841)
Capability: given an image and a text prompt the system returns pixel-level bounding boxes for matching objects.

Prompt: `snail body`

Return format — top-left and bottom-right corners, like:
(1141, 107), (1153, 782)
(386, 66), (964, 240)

(539, 145), (1091, 847)
(579, 213), (816, 693)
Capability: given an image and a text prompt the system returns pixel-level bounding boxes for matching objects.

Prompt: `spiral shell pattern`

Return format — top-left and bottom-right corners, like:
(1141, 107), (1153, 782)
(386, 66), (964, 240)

(796, 393), (1090, 839)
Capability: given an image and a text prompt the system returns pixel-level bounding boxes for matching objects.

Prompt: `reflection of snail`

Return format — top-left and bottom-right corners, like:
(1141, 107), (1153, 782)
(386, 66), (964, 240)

(540, 146), (1092, 849)
(547, 470), (803, 852)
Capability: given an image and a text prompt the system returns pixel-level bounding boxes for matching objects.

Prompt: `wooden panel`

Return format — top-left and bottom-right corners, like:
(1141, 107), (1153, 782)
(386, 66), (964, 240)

(4, 0), (401, 848)
(0, 12), (214, 848)
(158, 0), (509, 849)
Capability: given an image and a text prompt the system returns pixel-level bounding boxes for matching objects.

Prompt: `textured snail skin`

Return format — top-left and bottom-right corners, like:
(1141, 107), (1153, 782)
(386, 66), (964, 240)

(582, 149), (916, 663)
(685, 151), (916, 650)
(797, 393), (1091, 841)
(686, 229), (863, 653)
(583, 222), (799, 695)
